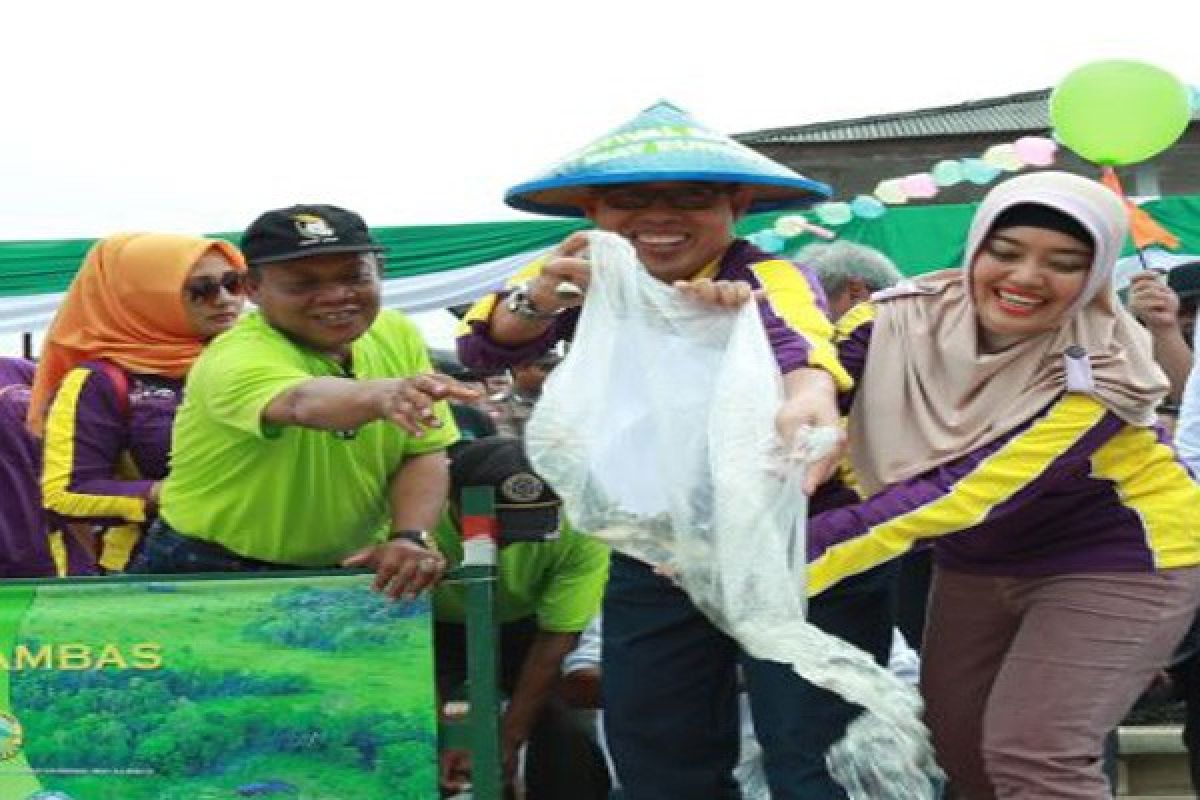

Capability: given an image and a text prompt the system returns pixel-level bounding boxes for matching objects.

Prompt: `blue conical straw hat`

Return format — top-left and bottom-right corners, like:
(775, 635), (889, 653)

(505, 101), (832, 217)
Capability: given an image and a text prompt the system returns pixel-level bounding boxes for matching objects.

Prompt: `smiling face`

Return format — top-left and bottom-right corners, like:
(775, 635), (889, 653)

(247, 252), (382, 358)
(181, 251), (246, 340)
(970, 225), (1094, 339)
(581, 181), (752, 283)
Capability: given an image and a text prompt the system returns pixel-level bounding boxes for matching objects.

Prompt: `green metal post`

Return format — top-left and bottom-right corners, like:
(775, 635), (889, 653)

(460, 485), (502, 800)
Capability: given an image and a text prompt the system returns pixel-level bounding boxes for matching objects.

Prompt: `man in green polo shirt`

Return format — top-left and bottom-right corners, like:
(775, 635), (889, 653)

(434, 436), (609, 800)
(131, 204), (477, 601)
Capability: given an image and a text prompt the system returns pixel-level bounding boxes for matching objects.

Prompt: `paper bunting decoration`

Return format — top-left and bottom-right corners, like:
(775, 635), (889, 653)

(874, 180), (908, 205)
(1013, 136), (1058, 167)
(931, 160), (965, 187)
(747, 230), (788, 253)
(849, 195), (887, 219)
(962, 158), (1002, 185)
(982, 144), (1024, 172)
(772, 214), (836, 240)
(814, 202), (854, 226)
(899, 173), (939, 199)
(746, 134), (1064, 243)
(774, 215), (813, 237)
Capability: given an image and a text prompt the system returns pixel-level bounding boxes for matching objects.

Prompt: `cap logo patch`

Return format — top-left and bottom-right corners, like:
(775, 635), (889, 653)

(501, 473), (543, 503)
(292, 213), (339, 245)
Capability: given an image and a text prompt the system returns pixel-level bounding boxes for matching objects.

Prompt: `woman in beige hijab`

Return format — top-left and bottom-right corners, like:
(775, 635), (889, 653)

(806, 171), (1200, 799)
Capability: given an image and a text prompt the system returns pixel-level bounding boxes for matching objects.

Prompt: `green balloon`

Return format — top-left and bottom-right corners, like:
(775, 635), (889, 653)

(1050, 60), (1191, 166)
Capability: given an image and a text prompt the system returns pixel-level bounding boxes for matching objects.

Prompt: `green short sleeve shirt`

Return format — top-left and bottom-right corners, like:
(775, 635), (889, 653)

(433, 511), (609, 632)
(161, 310), (458, 566)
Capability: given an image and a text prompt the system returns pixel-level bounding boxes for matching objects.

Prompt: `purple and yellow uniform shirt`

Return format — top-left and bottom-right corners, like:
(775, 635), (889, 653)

(40, 360), (182, 573)
(456, 239), (851, 390)
(0, 357), (56, 577)
(807, 302), (1200, 597)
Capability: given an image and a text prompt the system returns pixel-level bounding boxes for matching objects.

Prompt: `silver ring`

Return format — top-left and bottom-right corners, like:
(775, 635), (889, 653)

(419, 558), (439, 573)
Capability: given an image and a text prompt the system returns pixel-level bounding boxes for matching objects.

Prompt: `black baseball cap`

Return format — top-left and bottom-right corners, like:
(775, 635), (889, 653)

(240, 204), (385, 266)
(449, 437), (561, 543)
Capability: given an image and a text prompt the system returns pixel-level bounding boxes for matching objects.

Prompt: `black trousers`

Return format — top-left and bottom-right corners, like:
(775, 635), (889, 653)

(602, 553), (896, 800)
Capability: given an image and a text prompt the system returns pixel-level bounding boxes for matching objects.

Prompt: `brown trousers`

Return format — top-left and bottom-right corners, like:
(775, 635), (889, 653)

(921, 566), (1200, 800)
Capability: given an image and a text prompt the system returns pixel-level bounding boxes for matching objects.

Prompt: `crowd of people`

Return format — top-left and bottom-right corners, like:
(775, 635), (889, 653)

(1, 101), (1199, 800)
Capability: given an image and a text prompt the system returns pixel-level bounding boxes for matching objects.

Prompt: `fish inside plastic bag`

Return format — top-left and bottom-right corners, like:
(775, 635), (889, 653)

(526, 231), (941, 799)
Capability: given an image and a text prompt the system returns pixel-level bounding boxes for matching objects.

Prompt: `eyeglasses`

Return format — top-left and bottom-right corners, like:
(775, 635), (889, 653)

(594, 184), (734, 211)
(185, 271), (246, 303)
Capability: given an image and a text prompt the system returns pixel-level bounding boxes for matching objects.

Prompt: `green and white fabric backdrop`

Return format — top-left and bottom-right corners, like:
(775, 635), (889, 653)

(2, 195), (1197, 336)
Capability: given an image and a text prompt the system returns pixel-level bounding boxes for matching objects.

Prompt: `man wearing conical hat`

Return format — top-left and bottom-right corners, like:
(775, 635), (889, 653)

(458, 102), (877, 800)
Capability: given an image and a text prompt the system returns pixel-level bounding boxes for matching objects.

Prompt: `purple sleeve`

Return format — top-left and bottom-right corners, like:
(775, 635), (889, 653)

(0, 357), (35, 388)
(0, 385), (52, 574)
(757, 298), (813, 375)
(757, 261), (829, 375)
(807, 404), (1124, 560)
(457, 306), (580, 371)
(735, 252), (847, 385)
(792, 260), (832, 317)
(42, 366), (154, 524)
(836, 320), (873, 414)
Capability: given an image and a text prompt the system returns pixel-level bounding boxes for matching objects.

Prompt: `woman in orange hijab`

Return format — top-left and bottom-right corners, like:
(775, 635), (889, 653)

(29, 233), (246, 574)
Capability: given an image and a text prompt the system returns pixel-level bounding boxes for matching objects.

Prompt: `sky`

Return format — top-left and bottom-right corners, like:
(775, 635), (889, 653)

(0, 0), (1196, 240)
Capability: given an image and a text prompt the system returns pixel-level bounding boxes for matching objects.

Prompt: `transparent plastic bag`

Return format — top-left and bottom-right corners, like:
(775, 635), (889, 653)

(526, 231), (940, 799)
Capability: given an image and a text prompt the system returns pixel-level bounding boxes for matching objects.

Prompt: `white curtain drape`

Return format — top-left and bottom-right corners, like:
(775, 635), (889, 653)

(0, 247), (548, 337)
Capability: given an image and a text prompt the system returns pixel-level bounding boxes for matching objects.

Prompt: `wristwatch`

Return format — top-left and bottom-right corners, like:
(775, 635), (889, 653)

(505, 281), (563, 321)
(389, 529), (435, 550)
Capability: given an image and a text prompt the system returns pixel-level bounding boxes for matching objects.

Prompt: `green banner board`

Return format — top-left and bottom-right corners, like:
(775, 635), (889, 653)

(0, 572), (437, 799)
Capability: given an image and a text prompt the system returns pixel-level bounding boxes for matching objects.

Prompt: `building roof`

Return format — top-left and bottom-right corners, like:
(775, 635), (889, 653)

(737, 88), (1199, 145)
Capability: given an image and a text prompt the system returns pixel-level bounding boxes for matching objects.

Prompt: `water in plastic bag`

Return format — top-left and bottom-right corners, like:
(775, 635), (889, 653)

(526, 231), (941, 799)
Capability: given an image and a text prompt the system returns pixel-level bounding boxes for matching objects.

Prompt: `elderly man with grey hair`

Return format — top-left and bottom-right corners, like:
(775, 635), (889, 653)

(796, 240), (903, 321)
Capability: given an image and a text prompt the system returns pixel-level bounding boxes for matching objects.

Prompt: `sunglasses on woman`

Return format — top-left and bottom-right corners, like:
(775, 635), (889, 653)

(185, 271), (246, 303)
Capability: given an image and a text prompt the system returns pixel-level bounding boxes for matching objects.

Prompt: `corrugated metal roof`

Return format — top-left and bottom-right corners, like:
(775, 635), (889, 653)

(737, 89), (1198, 144)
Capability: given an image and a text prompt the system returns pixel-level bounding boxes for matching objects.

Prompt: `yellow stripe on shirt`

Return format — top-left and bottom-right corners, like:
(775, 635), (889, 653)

(750, 259), (852, 391)
(48, 530), (68, 577)
(99, 524), (141, 572)
(835, 301), (877, 342)
(690, 257), (721, 282)
(42, 368), (146, 523)
(1090, 426), (1200, 569)
(808, 393), (1109, 596)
